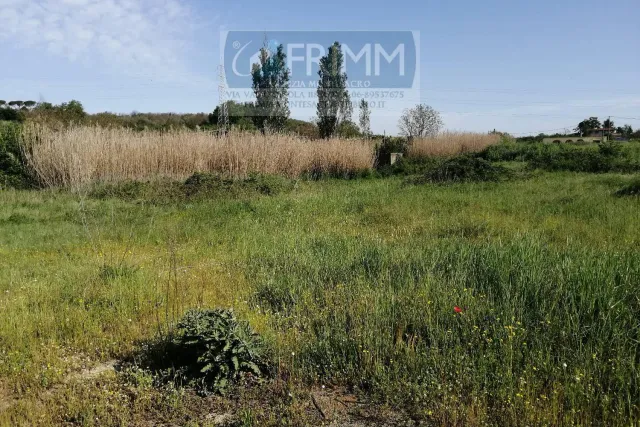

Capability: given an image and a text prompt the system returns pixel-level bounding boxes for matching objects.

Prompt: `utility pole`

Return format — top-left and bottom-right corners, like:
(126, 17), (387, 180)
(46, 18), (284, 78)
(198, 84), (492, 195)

(218, 64), (229, 134)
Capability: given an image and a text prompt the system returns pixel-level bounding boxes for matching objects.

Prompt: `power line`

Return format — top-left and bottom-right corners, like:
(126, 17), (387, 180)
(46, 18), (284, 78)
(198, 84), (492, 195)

(611, 116), (640, 121)
(217, 65), (229, 131)
(510, 126), (573, 136)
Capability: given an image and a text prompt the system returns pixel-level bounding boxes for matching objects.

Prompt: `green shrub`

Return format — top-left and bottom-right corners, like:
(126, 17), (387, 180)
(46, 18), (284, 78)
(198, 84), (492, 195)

(477, 141), (566, 164)
(515, 142), (640, 173)
(0, 122), (33, 188)
(146, 309), (267, 396)
(414, 155), (511, 183)
(599, 140), (623, 157)
(479, 141), (640, 174)
(476, 141), (526, 162)
(528, 149), (614, 173)
(0, 108), (25, 122)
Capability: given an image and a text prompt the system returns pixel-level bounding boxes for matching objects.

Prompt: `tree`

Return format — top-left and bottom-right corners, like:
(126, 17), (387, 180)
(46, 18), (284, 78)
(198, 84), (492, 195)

(251, 43), (290, 132)
(210, 101), (256, 131)
(34, 102), (54, 111)
(60, 100), (87, 122)
(0, 101), (5, 107)
(8, 101), (22, 110)
(284, 118), (319, 139)
(0, 107), (24, 122)
(23, 101), (37, 110)
(398, 104), (443, 139)
(575, 117), (601, 136)
(316, 42), (352, 139)
(603, 118), (614, 130)
(336, 120), (361, 138)
(615, 124), (633, 139)
(358, 99), (371, 137)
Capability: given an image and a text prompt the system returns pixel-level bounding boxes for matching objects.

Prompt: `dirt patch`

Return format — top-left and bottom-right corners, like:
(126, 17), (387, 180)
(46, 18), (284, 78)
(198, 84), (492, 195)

(0, 384), (17, 413)
(64, 359), (118, 383)
(310, 387), (413, 426)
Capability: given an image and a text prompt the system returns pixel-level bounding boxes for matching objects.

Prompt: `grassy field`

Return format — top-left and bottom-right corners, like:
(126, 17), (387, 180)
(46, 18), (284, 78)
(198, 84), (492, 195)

(1, 157), (639, 425)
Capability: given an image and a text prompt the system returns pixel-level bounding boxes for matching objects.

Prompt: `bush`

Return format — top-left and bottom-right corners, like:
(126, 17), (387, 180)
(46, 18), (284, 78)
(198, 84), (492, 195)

(0, 122), (33, 188)
(599, 140), (623, 157)
(147, 309), (267, 396)
(414, 155), (512, 183)
(477, 141), (530, 162)
(527, 147), (623, 173)
(0, 108), (25, 122)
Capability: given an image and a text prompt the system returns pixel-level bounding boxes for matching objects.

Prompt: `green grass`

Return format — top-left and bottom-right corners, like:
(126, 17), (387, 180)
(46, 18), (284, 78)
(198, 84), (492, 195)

(0, 171), (639, 425)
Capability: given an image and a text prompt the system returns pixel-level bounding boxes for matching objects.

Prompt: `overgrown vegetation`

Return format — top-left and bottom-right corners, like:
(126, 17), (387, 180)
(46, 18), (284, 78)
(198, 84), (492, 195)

(526, 143), (636, 173)
(2, 114), (640, 425)
(21, 125), (375, 188)
(89, 173), (296, 203)
(413, 155), (512, 183)
(477, 139), (640, 173)
(1, 170), (638, 425)
(0, 122), (32, 188)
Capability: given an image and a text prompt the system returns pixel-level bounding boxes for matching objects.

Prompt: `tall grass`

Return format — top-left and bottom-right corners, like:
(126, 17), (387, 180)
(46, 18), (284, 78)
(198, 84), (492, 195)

(1, 173), (639, 424)
(21, 125), (376, 188)
(409, 132), (501, 158)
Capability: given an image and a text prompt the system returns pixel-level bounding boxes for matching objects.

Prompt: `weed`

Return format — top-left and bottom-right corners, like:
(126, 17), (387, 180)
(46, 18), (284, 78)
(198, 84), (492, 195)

(143, 309), (267, 396)
(99, 263), (140, 281)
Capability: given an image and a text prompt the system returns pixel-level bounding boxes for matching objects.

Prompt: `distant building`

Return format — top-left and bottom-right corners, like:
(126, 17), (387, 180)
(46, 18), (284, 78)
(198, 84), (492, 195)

(541, 128), (625, 144)
(542, 136), (608, 144)
(587, 128), (616, 138)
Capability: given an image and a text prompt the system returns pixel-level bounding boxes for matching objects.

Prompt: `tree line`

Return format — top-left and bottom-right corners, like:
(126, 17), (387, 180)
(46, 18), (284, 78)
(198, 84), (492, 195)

(515, 117), (638, 143)
(225, 40), (442, 139)
(1, 40), (446, 139)
(575, 117), (635, 139)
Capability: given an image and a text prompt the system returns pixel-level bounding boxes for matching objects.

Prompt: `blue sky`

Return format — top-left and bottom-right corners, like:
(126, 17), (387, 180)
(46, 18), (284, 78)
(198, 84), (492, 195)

(1, 0), (639, 135)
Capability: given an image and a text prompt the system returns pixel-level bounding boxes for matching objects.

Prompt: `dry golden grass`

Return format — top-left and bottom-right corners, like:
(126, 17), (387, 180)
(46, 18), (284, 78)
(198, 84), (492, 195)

(408, 132), (501, 158)
(22, 125), (376, 188)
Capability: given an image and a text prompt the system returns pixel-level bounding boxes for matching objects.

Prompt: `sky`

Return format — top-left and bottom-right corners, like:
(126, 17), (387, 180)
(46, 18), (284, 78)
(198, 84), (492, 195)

(0, 0), (639, 135)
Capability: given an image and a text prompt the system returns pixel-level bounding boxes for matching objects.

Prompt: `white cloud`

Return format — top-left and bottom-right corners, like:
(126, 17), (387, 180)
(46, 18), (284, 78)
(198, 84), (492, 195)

(0, 0), (211, 84)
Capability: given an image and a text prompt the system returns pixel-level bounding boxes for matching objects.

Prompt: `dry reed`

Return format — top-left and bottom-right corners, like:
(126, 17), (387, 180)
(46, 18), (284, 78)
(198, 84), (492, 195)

(22, 125), (376, 189)
(408, 132), (501, 158)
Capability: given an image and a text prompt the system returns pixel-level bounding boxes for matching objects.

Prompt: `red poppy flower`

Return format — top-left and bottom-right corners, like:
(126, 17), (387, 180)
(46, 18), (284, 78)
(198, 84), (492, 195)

(454, 306), (463, 314)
